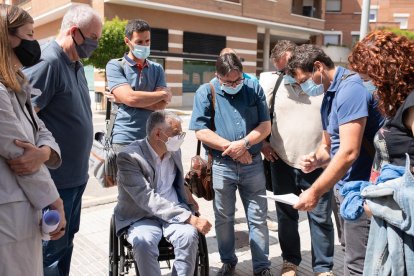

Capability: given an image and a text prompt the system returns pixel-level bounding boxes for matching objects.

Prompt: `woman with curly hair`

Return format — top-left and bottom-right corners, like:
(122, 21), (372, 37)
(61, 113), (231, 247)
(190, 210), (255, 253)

(348, 30), (414, 275)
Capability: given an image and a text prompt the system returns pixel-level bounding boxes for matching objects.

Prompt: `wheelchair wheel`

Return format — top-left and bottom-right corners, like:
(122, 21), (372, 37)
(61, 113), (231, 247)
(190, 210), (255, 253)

(194, 233), (209, 276)
(109, 215), (119, 276)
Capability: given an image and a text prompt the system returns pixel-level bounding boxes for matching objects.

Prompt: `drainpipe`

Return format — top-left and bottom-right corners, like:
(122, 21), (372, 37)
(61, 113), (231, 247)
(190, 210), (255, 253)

(263, 28), (270, 72)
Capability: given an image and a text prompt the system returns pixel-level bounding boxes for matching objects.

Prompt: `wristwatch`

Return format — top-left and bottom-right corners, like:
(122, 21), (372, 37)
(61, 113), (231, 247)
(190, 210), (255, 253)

(243, 137), (251, 149)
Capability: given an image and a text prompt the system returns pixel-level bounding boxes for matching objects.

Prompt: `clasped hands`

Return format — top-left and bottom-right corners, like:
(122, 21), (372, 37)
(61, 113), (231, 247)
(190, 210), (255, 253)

(222, 139), (252, 164)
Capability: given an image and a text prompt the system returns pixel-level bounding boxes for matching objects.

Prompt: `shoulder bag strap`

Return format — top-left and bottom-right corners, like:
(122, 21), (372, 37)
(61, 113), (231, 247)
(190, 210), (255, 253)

(269, 72), (284, 122)
(105, 58), (125, 140)
(195, 83), (216, 155)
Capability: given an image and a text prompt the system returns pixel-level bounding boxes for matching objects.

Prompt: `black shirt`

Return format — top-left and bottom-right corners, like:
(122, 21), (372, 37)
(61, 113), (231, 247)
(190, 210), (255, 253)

(373, 91), (414, 173)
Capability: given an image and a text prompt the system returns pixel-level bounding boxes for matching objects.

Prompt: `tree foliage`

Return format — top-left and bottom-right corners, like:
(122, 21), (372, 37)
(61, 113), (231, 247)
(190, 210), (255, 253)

(382, 27), (414, 40)
(83, 17), (128, 70)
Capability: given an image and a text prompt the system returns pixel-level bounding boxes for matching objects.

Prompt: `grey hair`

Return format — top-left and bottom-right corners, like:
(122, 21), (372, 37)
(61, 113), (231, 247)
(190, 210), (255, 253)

(146, 110), (182, 136)
(60, 4), (101, 31)
(270, 40), (296, 62)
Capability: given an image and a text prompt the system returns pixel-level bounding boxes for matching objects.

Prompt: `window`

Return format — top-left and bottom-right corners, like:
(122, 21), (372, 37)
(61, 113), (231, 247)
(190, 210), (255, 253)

(151, 28), (168, 52)
(369, 7), (378, 22)
(326, 0), (341, 12)
(183, 32), (226, 56)
(351, 35), (359, 46)
(220, 0), (240, 3)
(394, 14), (409, 30)
(183, 60), (215, 93)
(324, 34), (341, 46)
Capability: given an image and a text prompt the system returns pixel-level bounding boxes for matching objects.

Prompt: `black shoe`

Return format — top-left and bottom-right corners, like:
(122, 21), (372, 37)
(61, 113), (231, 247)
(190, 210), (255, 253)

(217, 263), (236, 276)
(254, 268), (273, 276)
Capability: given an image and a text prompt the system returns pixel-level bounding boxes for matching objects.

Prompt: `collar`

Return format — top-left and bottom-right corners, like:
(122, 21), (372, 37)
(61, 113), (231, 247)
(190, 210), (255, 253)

(145, 138), (170, 164)
(123, 53), (149, 69)
(52, 40), (79, 68)
(326, 66), (348, 94)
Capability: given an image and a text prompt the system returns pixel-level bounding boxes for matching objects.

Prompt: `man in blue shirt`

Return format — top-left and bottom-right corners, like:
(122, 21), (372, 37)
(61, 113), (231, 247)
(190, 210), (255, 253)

(190, 53), (272, 276)
(106, 19), (171, 147)
(287, 44), (384, 276)
(22, 5), (102, 276)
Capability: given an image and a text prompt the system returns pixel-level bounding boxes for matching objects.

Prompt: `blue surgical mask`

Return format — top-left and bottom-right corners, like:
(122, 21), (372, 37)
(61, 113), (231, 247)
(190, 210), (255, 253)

(283, 74), (296, 84)
(221, 82), (243, 95)
(363, 80), (377, 94)
(300, 69), (324, 96)
(73, 28), (98, 59)
(132, 44), (150, 60)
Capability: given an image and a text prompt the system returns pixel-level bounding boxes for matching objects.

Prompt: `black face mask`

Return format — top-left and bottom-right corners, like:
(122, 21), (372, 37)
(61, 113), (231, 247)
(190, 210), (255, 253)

(13, 39), (41, 67)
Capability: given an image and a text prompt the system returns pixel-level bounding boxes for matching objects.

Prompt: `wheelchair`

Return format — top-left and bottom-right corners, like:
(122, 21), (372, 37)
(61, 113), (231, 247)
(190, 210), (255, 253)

(109, 214), (209, 276)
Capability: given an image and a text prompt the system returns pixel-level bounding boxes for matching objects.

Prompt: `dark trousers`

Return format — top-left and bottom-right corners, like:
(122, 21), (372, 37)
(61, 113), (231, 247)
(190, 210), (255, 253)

(270, 158), (334, 273)
(43, 184), (86, 276)
(334, 187), (370, 276)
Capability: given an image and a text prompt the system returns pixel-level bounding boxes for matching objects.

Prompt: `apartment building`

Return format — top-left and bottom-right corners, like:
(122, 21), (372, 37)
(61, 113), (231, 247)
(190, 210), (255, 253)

(6, 0), (326, 106)
(325, 0), (414, 48)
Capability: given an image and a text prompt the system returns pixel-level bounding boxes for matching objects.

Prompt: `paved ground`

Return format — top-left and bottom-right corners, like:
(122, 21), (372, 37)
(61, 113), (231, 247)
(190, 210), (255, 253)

(69, 110), (345, 275)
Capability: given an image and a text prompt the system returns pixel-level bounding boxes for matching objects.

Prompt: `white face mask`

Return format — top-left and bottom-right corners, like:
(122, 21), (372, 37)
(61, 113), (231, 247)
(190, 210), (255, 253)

(164, 133), (185, 152)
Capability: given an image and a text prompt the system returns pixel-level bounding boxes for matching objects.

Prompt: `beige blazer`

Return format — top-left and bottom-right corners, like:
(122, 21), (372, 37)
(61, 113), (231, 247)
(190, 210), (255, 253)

(0, 79), (61, 276)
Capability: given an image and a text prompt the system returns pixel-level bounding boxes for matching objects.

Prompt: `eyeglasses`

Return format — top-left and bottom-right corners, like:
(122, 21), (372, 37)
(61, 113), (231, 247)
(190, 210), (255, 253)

(175, 132), (186, 139)
(218, 76), (245, 87)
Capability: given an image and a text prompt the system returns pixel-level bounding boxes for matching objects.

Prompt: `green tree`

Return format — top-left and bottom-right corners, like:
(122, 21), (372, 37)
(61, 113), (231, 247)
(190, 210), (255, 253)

(382, 27), (414, 40)
(84, 17), (128, 70)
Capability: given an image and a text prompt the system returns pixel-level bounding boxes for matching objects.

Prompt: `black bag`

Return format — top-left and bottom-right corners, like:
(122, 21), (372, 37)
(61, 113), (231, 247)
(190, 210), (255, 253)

(264, 72), (284, 192)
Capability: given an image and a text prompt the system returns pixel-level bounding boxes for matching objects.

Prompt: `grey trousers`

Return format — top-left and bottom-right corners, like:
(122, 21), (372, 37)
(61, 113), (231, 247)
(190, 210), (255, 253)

(334, 187), (370, 276)
(127, 218), (199, 276)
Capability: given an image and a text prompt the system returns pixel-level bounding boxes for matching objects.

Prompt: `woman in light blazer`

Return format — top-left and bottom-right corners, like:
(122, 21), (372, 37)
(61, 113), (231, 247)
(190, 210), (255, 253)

(0, 4), (66, 275)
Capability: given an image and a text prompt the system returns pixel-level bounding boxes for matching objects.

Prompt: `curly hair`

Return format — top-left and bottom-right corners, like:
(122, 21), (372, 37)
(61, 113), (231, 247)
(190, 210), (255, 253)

(348, 30), (414, 118)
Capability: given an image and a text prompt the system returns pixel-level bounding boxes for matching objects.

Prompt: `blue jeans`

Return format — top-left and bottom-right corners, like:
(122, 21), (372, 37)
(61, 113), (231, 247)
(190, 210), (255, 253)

(212, 154), (270, 273)
(43, 184), (86, 276)
(127, 218), (199, 276)
(270, 159), (334, 273)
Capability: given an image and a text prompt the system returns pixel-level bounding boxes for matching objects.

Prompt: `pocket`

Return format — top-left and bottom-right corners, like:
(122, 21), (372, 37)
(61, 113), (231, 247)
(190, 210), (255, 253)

(0, 201), (38, 246)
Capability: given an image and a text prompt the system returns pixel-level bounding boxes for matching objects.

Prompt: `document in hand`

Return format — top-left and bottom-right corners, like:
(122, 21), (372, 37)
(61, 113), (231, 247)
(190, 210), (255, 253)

(260, 193), (299, 206)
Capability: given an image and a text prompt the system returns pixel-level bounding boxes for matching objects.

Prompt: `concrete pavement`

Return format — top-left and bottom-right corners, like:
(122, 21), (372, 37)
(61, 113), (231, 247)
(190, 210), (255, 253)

(69, 109), (345, 275)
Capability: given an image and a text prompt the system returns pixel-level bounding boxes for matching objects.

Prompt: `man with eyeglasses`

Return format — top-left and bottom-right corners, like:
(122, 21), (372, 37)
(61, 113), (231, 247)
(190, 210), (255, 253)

(190, 53), (272, 276)
(287, 44), (384, 276)
(260, 41), (334, 276)
(22, 5), (102, 276)
(114, 110), (211, 275)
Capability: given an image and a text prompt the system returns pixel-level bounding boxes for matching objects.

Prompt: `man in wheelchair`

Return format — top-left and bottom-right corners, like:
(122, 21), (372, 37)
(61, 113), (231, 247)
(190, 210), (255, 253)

(114, 110), (212, 275)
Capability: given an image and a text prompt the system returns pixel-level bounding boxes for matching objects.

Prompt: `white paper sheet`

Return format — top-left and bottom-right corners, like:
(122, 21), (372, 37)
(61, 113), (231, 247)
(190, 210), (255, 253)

(260, 193), (299, 206)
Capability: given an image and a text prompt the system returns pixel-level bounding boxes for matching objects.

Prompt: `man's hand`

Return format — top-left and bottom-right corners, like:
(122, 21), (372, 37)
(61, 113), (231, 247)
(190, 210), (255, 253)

(155, 87), (172, 103)
(7, 140), (50, 175)
(236, 151), (252, 164)
(48, 198), (67, 240)
(261, 141), (278, 162)
(222, 140), (246, 160)
(299, 152), (318, 173)
(187, 215), (212, 235)
(363, 202), (372, 218)
(293, 187), (320, 211)
(104, 91), (118, 103)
